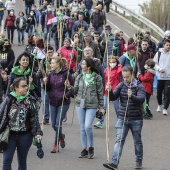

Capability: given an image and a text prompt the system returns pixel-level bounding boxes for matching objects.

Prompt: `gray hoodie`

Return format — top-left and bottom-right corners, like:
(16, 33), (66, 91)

(153, 48), (170, 80)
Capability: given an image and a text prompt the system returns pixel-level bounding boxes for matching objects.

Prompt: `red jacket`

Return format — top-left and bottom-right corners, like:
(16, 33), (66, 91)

(5, 15), (16, 27)
(138, 71), (154, 95)
(104, 65), (122, 96)
(57, 46), (77, 71)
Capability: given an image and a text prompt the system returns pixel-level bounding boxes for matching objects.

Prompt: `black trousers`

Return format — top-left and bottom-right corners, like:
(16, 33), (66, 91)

(7, 26), (15, 43)
(105, 3), (110, 13)
(157, 80), (170, 109)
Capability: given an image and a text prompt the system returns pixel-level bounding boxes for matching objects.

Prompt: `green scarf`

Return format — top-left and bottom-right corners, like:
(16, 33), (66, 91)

(82, 72), (96, 85)
(124, 52), (135, 67)
(12, 66), (35, 90)
(10, 91), (29, 102)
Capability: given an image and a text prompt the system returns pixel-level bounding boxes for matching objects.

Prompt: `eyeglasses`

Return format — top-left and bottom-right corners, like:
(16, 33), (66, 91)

(20, 85), (28, 88)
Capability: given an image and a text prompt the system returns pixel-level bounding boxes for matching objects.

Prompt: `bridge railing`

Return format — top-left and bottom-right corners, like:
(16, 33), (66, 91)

(111, 0), (164, 41)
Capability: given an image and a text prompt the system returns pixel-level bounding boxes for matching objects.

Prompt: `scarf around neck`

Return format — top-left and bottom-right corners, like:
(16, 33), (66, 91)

(10, 91), (29, 102)
(124, 52), (135, 67)
(82, 72), (96, 85)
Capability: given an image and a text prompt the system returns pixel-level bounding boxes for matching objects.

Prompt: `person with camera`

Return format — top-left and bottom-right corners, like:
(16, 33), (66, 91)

(0, 77), (43, 170)
(65, 58), (104, 159)
(103, 66), (145, 170)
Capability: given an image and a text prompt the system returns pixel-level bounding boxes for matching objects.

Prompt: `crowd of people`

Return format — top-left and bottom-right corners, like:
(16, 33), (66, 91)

(0, 0), (170, 170)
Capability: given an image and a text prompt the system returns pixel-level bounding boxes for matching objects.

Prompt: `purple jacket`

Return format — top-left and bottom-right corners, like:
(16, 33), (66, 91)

(46, 68), (74, 106)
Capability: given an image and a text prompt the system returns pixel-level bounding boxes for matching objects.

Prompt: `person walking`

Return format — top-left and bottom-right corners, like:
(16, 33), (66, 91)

(0, 77), (43, 170)
(16, 11), (26, 46)
(153, 39), (170, 115)
(65, 58), (104, 159)
(43, 57), (74, 153)
(103, 66), (145, 170)
(4, 9), (16, 44)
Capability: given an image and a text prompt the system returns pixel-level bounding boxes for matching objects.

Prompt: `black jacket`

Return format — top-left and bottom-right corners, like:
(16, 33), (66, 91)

(0, 95), (43, 136)
(110, 81), (145, 120)
(16, 17), (27, 30)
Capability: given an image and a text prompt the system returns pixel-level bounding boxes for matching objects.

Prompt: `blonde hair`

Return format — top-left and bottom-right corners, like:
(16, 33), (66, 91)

(108, 55), (120, 66)
(51, 56), (67, 68)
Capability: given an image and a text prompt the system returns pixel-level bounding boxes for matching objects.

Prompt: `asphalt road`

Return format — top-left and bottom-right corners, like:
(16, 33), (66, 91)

(0, 1), (170, 170)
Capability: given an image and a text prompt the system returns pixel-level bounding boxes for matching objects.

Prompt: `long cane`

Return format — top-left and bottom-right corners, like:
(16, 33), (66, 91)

(105, 32), (110, 161)
(41, 33), (50, 131)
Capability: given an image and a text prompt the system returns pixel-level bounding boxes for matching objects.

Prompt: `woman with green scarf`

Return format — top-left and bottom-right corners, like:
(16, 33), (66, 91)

(65, 58), (105, 159)
(0, 77), (43, 170)
(6, 52), (41, 99)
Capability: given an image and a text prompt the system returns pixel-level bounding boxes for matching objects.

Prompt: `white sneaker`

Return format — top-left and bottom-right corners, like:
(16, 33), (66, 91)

(157, 105), (162, 112)
(163, 109), (168, 115)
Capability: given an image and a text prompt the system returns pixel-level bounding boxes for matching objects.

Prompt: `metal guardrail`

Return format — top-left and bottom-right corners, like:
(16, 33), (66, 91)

(111, 0), (164, 39)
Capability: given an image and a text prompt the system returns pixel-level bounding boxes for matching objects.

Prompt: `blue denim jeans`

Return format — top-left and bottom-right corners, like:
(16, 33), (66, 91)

(50, 104), (69, 144)
(76, 107), (97, 148)
(111, 119), (143, 165)
(87, 9), (92, 15)
(93, 26), (102, 34)
(41, 88), (50, 122)
(0, 15), (3, 25)
(17, 29), (25, 44)
(2, 132), (33, 170)
(99, 96), (119, 124)
(28, 25), (35, 38)
(44, 26), (52, 42)
(25, 5), (32, 16)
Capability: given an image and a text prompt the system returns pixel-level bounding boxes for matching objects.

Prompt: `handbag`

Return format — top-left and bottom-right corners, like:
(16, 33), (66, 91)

(0, 125), (10, 152)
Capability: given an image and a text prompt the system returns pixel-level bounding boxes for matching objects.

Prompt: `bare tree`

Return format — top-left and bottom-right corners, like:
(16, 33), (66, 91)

(139, 0), (168, 30)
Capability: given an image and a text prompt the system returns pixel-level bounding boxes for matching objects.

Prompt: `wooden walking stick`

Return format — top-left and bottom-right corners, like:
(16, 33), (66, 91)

(105, 32), (110, 161)
(41, 33), (50, 131)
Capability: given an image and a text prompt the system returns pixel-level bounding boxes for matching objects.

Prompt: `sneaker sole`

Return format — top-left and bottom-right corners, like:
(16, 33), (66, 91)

(93, 125), (103, 128)
(135, 167), (143, 169)
(88, 154), (94, 159)
(79, 155), (88, 158)
(103, 164), (117, 170)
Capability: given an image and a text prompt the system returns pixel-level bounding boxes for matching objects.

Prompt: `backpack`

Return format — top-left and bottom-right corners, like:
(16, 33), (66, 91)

(158, 51), (161, 63)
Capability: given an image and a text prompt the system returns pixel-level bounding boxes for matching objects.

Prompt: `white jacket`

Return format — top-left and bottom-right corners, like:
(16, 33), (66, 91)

(5, 0), (16, 10)
(153, 48), (170, 80)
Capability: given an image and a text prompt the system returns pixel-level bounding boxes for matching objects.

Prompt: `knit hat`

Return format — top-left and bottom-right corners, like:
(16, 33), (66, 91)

(127, 44), (137, 51)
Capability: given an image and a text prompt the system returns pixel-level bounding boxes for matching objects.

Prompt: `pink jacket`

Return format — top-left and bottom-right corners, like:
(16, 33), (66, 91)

(57, 46), (77, 71)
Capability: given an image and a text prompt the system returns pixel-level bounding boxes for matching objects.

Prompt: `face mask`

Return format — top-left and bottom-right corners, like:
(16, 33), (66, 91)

(144, 64), (148, 70)
(109, 63), (117, 68)
(10, 12), (14, 15)
(30, 12), (34, 16)
(47, 8), (51, 11)
(4, 45), (10, 49)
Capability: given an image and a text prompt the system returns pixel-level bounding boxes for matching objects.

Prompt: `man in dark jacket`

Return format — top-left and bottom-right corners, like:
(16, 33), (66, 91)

(138, 39), (154, 75)
(23, 0), (34, 16)
(78, 4), (90, 25)
(84, 0), (93, 15)
(103, 66), (145, 170)
(144, 31), (156, 54)
(80, 31), (101, 59)
(91, 6), (103, 34)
